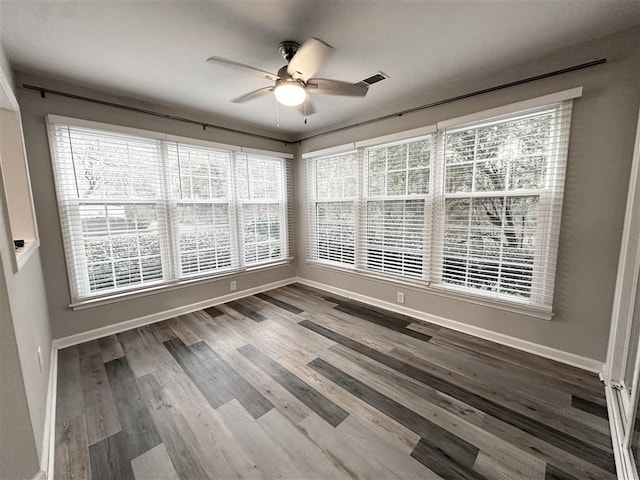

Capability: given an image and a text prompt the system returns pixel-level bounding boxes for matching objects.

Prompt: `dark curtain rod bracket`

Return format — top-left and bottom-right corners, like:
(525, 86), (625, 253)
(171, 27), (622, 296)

(22, 57), (605, 146)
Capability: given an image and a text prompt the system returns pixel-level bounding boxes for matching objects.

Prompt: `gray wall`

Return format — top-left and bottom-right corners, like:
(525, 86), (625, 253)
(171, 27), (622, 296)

(0, 41), (49, 479)
(0, 247), (51, 478)
(0, 251), (43, 479)
(0, 258), (40, 480)
(17, 73), (297, 340)
(297, 26), (640, 362)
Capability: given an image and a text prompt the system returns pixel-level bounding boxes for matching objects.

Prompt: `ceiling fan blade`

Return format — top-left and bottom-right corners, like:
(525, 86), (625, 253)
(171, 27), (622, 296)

(297, 97), (317, 116)
(231, 87), (274, 103)
(207, 56), (279, 81)
(287, 38), (333, 81)
(305, 78), (368, 97)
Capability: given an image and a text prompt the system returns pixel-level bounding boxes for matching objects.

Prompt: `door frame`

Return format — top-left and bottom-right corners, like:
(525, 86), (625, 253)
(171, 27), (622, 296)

(605, 106), (640, 478)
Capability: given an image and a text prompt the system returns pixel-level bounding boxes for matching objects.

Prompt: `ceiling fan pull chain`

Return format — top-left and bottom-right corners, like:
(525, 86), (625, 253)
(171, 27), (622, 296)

(276, 98), (280, 130)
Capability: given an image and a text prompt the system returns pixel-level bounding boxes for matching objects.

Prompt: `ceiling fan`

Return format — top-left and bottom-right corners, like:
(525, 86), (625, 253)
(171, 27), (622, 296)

(206, 38), (369, 115)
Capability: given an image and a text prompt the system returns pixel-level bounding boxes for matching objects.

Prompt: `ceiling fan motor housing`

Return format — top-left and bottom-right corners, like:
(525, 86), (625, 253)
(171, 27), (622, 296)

(278, 41), (300, 62)
(277, 65), (304, 85)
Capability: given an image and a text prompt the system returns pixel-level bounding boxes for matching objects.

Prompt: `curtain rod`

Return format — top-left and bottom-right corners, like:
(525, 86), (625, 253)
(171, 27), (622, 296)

(295, 58), (607, 144)
(21, 83), (291, 145)
(23, 58), (605, 147)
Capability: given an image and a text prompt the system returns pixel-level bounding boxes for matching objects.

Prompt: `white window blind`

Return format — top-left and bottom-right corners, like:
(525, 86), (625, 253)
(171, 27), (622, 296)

(363, 137), (433, 278)
(305, 97), (575, 312)
(48, 119), (292, 303)
(49, 125), (168, 297)
(173, 143), (236, 276)
(432, 102), (573, 307)
(235, 154), (289, 266)
(307, 151), (358, 266)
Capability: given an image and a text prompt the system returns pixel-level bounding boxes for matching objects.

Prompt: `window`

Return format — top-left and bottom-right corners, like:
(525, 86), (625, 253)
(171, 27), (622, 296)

(306, 92), (576, 313)
(364, 138), (432, 278)
(48, 118), (292, 303)
(174, 143), (234, 276)
(307, 151), (358, 266)
(438, 107), (567, 305)
(235, 154), (287, 265)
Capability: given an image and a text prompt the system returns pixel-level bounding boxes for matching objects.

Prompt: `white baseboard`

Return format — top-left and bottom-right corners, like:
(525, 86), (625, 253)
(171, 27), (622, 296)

(296, 277), (604, 373)
(53, 277), (297, 350)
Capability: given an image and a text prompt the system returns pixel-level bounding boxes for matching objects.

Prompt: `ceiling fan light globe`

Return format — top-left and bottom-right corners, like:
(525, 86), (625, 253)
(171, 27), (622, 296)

(274, 82), (306, 106)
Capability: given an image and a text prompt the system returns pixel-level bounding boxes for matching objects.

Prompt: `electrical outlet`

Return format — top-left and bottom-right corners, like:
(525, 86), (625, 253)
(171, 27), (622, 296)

(37, 346), (43, 372)
(230, 280), (237, 291)
(397, 292), (405, 304)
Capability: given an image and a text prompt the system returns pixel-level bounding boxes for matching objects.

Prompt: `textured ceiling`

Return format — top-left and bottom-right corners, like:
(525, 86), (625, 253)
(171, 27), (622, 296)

(1, 1), (639, 139)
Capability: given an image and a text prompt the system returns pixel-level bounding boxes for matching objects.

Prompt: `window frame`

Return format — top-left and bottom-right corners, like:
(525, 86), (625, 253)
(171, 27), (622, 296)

(235, 153), (289, 267)
(434, 103), (572, 307)
(307, 150), (360, 269)
(360, 136), (434, 279)
(304, 88), (582, 319)
(47, 115), (293, 307)
(172, 141), (238, 279)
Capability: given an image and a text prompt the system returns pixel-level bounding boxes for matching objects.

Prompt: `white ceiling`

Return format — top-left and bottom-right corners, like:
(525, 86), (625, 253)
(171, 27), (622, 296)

(1, 1), (638, 140)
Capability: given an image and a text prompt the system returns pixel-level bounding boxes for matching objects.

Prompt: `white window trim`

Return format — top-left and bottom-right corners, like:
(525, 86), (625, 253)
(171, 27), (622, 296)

(301, 143), (357, 159)
(304, 88), (582, 319)
(47, 115), (293, 308)
(436, 87), (582, 130)
(354, 148), (365, 270)
(69, 259), (291, 310)
(355, 125), (437, 148)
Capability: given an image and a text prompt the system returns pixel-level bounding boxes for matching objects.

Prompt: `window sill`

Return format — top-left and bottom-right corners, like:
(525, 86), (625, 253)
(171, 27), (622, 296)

(69, 259), (293, 311)
(306, 260), (553, 320)
(14, 238), (39, 272)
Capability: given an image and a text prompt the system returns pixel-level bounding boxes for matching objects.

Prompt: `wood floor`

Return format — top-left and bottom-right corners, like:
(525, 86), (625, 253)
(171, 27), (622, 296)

(54, 283), (614, 480)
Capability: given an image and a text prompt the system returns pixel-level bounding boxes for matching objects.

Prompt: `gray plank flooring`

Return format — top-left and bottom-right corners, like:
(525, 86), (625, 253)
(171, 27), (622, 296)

(54, 283), (614, 480)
